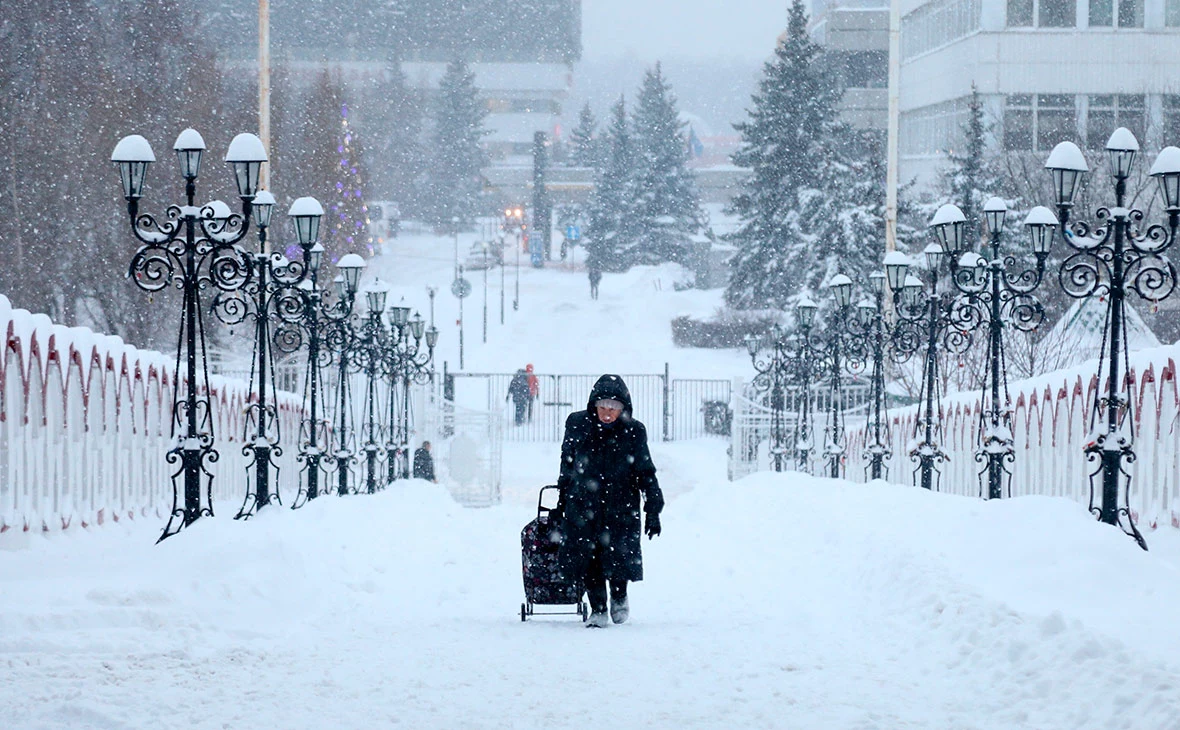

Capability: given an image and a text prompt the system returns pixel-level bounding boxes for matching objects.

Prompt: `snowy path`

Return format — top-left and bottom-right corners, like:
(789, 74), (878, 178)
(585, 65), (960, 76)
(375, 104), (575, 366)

(4, 437), (1180, 729)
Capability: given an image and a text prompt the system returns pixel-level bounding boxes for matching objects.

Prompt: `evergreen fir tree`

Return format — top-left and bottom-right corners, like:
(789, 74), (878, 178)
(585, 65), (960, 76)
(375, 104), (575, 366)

(627, 63), (704, 267)
(724, 0), (844, 310)
(943, 84), (1004, 246)
(585, 96), (636, 272)
(422, 58), (488, 229)
(366, 65), (425, 220)
(569, 101), (599, 168)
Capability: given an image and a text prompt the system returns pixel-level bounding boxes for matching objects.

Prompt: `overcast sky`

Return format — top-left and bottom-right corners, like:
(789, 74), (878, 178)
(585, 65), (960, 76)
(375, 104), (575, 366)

(581, 0), (789, 62)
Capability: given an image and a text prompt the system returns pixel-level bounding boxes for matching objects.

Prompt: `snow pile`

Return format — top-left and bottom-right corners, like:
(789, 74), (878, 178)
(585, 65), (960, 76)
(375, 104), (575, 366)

(3, 459), (1179, 729)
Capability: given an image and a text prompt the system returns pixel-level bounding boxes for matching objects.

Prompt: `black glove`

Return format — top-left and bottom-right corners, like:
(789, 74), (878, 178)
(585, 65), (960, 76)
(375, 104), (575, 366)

(645, 512), (661, 539)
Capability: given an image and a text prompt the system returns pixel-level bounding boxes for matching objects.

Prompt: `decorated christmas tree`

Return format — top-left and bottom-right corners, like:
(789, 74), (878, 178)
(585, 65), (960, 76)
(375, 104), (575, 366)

(324, 102), (373, 260)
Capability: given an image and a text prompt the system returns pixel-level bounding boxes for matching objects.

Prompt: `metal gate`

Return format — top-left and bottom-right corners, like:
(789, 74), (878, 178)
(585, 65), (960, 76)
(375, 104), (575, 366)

(446, 366), (731, 442)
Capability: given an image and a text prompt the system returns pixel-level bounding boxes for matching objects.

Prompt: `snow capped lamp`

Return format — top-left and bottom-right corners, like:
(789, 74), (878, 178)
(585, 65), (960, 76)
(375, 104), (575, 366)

(923, 242), (946, 272)
(111, 134), (155, 200)
(1023, 206), (1059, 258)
(1149, 146), (1180, 214)
(409, 312), (425, 341)
(337, 253), (367, 295)
(744, 333), (761, 357)
(982, 197), (1008, 237)
(251, 189), (276, 230)
(309, 243), (325, 275)
(288, 196), (325, 247)
(957, 251), (988, 292)
(903, 274), (924, 307)
(366, 283), (388, 315)
(928, 204), (966, 257)
(389, 305), (411, 328)
(224, 133), (267, 199)
(828, 274), (853, 308)
(425, 325), (440, 350)
(796, 298), (818, 328)
(1105, 127), (1138, 181)
(173, 128), (206, 181)
(883, 251), (909, 293)
(857, 297), (877, 326)
(868, 270), (887, 296)
(1044, 141), (1088, 210)
(334, 274), (347, 300)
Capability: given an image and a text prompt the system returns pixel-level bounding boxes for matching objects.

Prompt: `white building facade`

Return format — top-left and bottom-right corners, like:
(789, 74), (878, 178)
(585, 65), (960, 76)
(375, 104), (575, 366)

(899, 0), (1180, 187)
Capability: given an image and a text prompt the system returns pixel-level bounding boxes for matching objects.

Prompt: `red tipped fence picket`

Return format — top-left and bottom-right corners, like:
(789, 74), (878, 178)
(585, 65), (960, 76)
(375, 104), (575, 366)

(0, 295), (305, 534)
(844, 346), (1180, 531)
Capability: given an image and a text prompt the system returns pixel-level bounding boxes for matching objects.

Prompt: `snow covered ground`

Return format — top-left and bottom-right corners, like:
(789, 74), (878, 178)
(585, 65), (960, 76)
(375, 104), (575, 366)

(4, 228), (1180, 729)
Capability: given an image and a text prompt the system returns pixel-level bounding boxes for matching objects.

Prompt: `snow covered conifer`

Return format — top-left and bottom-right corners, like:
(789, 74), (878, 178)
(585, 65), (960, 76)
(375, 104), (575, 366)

(627, 63), (704, 267)
(724, 0), (844, 310)
(570, 102), (599, 168)
(943, 85), (1004, 247)
(585, 96), (637, 272)
(422, 59), (488, 229)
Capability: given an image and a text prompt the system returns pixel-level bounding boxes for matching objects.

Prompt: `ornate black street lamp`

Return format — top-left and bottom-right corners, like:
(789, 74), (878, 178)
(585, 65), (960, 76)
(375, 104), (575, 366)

(790, 299), (822, 474)
(884, 246), (974, 491)
(822, 276), (868, 479)
(211, 194), (324, 519)
(290, 248), (364, 508)
(327, 261), (367, 497)
(355, 284), (390, 494)
(929, 199), (1055, 500)
(1042, 128), (1180, 549)
(745, 322), (793, 473)
(383, 308), (439, 480)
(112, 129), (265, 541)
(859, 271), (892, 479)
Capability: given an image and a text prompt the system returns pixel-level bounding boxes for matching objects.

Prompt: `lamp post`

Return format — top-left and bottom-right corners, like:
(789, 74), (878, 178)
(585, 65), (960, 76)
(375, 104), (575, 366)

(356, 283), (389, 494)
(384, 309), (438, 480)
(791, 299), (821, 473)
(211, 194), (324, 519)
(860, 271), (892, 479)
(884, 246), (974, 491)
(290, 246), (363, 508)
(504, 206), (524, 311)
(482, 241), (489, 344)
(929, 200), (1053, 500)
(327, 261), (367, 497)
(112, 129), (265, 542)
(1042, 128), (1180, 549)
(745, 323), (792, 473)
(823, 275), (869, 479)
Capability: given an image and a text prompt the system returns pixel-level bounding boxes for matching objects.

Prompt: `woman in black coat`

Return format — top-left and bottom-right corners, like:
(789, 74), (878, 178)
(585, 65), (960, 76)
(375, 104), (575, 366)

(557, 374), (663, 628)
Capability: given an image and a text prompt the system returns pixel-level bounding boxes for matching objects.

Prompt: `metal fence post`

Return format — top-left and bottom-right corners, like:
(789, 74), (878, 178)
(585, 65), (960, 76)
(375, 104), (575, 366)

(663, 362), (671, 441)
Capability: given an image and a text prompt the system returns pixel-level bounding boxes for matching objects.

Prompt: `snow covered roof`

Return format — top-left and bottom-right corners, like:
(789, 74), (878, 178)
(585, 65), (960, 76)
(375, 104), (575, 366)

(1046, 297), (1161, 361)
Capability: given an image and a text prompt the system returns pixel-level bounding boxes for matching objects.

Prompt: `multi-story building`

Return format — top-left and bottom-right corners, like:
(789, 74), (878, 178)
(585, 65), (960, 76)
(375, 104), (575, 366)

(809, 0), (891, 134)
(898, 0), (1180, 188)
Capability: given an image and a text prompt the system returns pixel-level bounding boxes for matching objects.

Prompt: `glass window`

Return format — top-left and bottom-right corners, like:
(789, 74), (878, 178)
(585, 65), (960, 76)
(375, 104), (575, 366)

(1164, 96), (1180, 143)
(1005, 96), (1034, 151)
(1038, 95), (1076, 151)
(1090, 0), (1113, 25)
(1118, 0), (1143, 26)
(1040, 0), (1077, 25)
(1168, 0), (1180, 25)
(1009, 0), (1034, 25)
(1087, 95), (1144, 148)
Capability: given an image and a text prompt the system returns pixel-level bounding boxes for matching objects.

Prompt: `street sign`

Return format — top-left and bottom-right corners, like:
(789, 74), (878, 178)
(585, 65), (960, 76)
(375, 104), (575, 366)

(451, 277), (472, 298)
(565, 224), (580, 241)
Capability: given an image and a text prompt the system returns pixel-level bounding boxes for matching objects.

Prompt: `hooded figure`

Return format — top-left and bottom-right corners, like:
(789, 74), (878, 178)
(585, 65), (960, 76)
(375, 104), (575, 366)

(557, 374), (663, 627)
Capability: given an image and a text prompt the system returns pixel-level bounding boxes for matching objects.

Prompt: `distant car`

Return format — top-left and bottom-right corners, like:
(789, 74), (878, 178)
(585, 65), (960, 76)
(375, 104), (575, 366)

(464, 241), (503, 270)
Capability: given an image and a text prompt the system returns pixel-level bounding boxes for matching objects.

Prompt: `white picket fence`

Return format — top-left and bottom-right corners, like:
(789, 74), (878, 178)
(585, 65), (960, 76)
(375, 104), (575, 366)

(843, 346), (1180, 532)
(0, 295), (305, 533)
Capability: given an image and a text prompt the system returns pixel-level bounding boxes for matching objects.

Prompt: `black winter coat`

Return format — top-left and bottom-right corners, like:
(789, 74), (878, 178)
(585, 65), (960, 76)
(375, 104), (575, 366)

(412, 447), (435, 481)
(557, 374), (663, 583)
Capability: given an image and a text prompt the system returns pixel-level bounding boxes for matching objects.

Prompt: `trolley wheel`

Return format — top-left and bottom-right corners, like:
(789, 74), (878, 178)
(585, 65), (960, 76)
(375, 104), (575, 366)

(521, 603), (527, 622)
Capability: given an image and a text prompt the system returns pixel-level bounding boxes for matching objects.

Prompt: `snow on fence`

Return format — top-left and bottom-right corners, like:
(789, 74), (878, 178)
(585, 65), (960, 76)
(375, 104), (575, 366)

(0, 295), (306, 533)
(843, 345), (1180, 532)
